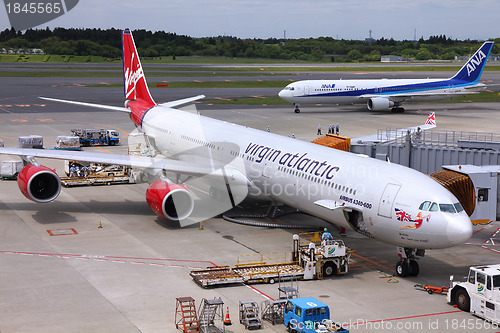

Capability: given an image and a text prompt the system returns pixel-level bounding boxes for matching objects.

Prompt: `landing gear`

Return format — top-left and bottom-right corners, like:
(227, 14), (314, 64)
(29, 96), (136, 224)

(294, 104), (301, 113)
(395, 247), (424, 277)
(391, 106), (405, 113)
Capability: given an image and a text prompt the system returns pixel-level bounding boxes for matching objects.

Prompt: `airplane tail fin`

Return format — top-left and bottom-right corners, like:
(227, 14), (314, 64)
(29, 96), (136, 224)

(451, 42), (494, 83)
(425, 112), (436, 126)
(122, 29), (156, 126)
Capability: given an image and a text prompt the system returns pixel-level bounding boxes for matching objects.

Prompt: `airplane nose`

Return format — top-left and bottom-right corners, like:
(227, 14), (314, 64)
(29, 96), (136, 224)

(278, 89), (286, 98)
(447, 214), (473, 245)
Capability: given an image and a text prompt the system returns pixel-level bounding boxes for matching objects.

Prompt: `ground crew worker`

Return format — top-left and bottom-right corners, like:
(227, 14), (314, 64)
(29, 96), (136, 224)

(336, 123), (340, 135)
(291, 134), (295, 139)
(317, 124), (322, 135)
(322, 228), (333, 241)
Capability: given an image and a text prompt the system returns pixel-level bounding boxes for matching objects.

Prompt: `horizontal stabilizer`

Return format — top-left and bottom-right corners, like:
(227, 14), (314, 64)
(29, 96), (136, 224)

(40, 97), (131, 113)
(159, 95), (206, 108)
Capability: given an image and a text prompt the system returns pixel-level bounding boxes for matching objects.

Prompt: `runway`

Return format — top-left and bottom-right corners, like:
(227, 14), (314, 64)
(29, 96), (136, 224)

(0, 63), (500, 332)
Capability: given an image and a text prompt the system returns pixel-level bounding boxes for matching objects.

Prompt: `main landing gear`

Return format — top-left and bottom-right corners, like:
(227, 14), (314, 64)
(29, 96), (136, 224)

(294, 104), (301, 113)
(395, 247), (424, 277)
(391, 106), (405, 113)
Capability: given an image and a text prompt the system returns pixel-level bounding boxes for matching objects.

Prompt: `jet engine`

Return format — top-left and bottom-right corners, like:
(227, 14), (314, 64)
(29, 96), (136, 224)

(145, 180), (194, 221)
(17, 165), (61, 203)
(367, 97), (394, 111)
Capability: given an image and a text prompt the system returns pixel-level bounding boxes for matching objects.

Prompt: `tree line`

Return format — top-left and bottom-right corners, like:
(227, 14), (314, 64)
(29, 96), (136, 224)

(0, 27), (498, 62)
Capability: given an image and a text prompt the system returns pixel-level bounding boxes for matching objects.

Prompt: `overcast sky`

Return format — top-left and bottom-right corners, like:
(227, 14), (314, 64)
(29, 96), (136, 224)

(1, 0), (498, 40)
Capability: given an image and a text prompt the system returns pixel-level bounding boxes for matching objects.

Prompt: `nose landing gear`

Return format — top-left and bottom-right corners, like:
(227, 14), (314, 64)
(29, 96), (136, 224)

(294, 104), (301, 113)
(395, 247), (424, 277)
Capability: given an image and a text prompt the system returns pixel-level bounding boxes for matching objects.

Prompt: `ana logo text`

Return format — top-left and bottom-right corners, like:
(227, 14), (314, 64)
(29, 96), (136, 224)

(466, 50), (486, 76)
(321, 84), (335, 89)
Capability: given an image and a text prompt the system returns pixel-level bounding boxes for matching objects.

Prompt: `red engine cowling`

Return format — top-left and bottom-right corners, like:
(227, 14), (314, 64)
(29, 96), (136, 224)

(17, 165), (61, 203)
(145, 180), (194, 221)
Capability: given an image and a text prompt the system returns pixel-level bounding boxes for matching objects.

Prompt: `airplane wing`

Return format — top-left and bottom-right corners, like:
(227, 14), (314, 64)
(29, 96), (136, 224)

(0, 147), (248, 182)
(358, 91), (480, 104)
(352, 112), (436, 144)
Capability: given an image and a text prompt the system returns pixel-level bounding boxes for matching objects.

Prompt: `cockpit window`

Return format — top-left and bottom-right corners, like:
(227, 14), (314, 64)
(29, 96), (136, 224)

(284, 86), (295, 91)
(429, 202), (438, 212)
(454, 202), (464, 213)
(419, 201), (431, 211)
(439, 204), (456, 213)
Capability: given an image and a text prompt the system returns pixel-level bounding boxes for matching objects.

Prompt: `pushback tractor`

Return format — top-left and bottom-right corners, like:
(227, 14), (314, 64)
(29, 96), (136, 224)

(448, 264), (500, 325)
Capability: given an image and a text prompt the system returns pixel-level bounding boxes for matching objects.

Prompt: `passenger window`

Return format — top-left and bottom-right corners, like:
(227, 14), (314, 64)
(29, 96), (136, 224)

(477, 273), (486, 287)
(429, 202), (438, 212)
(419, 201), (431, 210)
(439, 204), (456, 213)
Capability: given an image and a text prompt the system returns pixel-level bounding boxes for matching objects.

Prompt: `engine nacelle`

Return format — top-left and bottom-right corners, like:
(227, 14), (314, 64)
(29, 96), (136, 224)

(145, 180), (194, 221)
(17, 165), (61, 203)
(367, 97), (394, 111)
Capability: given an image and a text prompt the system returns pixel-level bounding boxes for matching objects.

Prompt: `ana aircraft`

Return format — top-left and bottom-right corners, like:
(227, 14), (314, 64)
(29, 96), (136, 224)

(279, 42), (494, 113)
(0, 30), (473, 277)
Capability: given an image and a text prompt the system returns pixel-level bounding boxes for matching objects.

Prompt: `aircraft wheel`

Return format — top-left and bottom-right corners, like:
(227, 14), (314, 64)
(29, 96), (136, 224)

(294, 108), (301, 113)
(455, 288), (470, 312)
(408, 260), (419, 276)
(395, 260), (409, 277)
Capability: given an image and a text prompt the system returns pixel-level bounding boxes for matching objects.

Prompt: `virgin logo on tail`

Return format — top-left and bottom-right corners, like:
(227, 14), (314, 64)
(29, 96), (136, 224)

(124, 52), (145, 100)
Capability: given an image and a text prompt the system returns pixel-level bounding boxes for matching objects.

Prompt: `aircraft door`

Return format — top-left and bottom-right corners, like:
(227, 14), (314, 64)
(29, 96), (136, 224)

(378, 183), (401, 218)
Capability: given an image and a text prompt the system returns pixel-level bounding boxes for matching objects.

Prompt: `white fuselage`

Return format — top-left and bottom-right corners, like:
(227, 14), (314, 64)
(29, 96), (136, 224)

(141, 106), (473, 249)
(278, 78), (485, 106)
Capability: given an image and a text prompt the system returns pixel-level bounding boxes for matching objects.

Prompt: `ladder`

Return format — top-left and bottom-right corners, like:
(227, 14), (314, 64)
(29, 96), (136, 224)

(261, 299), (286, 325)
(175, 297), (200, 333)
(278, 275), (299, 300)
(198, 298), (225, 333)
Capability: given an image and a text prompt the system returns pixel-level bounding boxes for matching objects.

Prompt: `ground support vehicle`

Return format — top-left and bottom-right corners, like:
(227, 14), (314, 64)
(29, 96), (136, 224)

(414, 283), (449, 294)
(190, 234), (354, 288)
(284, 297), (348, 332)
(294, 233), (354, 278)
(1, 160), (23, 180)
(71, 129), (120, 146)
(60, 161), (133, 187)
(447, 264), (500, 324)
(239, 300), (262, 330)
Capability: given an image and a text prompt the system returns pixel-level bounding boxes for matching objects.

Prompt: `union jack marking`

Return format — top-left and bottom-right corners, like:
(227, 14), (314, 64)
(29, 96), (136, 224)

(425, 112), (436, 126)
(395, 208), (411, 222)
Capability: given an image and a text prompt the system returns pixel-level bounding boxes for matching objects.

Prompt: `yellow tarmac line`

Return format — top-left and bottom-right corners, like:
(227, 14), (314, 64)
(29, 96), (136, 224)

(95, 146), (112, 153)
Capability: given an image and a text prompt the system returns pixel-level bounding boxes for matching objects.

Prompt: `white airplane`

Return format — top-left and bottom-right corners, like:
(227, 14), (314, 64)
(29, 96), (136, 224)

(0, 30), (473, 277)
(279, 42), (494, 113)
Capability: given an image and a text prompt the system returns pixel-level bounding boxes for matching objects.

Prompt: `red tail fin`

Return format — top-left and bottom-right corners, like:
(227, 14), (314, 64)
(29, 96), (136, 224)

(122, 29), (156, 126)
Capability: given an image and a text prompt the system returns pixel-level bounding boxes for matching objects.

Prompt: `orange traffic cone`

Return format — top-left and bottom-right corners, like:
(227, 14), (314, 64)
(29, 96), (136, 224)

(224, 306), (232, 326)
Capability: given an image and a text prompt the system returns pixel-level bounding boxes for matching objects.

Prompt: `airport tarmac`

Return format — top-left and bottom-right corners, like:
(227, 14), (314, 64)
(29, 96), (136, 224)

(1, 69), (500, 332)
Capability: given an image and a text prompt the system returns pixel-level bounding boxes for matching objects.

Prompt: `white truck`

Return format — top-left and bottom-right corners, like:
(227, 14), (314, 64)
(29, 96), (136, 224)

(448, 264), (500, 324)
